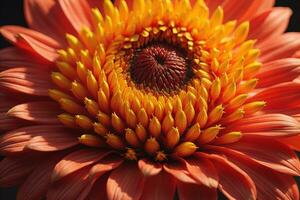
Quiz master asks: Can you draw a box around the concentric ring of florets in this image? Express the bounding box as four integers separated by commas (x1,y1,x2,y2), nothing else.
48,0,266,162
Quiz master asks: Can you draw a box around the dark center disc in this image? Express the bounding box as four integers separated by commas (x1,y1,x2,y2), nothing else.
130,43,192,93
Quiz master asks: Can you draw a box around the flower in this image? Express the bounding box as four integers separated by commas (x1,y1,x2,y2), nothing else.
1,0,300,199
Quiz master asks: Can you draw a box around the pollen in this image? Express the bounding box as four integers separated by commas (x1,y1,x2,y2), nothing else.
49,0,264,162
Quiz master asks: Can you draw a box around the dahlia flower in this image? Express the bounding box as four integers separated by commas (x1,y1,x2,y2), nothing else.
1,0,300,199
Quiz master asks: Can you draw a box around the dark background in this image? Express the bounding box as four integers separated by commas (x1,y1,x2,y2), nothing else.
0,0,299,199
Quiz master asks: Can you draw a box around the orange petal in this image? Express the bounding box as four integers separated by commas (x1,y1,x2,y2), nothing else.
0,115,25,131
141,170,176,200
0,25,60,62
250,82,300,110
228,113,300,137
47,166,91,200
0,125,65,155
0,156,38,187
17,153,66,200
259,33,300,63
7,101,60,124
226,137,300,176
0,47,48,69
58,0,93,33
294,50,300,58
0,95,30,130
86,173,109,200
77,163,115,200
205,0,225,12
0,67,53,96
177,182,217,200
52,149,111,182
107,162,145,200
138,158,162,176
254,0,275,14
223,0,260,22
89,155,124,180
27,132,78,152
202,153,257,200
249,7,291,44
208,146,299,200
256,58,300,88
280,134,300,151
163,158,198,184
24,0,75,45
184,156,218,188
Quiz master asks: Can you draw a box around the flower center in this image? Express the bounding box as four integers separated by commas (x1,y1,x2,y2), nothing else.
130,43,191,93
49,2,265,163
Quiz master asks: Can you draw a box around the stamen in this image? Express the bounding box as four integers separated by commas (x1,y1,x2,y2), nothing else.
79,134,106,147
173,142,197,157
214,131,242,145
145,137,160,155
198,125,222,144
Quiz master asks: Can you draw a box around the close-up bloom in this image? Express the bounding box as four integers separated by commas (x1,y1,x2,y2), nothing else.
1,0,300,199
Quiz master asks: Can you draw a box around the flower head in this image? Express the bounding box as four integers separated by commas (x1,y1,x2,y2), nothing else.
1,0,300,199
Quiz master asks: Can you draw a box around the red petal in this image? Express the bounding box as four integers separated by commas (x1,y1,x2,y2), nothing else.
75,179,97,200
294,50,300,58
138,158,162,176
0,67,53,96
183,156,218,188
52,149,111,182
58,0,93,33
223,0,261,22
205,0,274,22
0,125,65,155
18,34,60,62
254,0,275,14
0,26,60,62
249,7,291,44
87,173,109,200
0,115,26,131
0,94,39,113
0,128,32,154
0,95,30,130
280,135,300,151
177,182,217,200
259,33,300,63
163,158,198,184
47,166,91,200
256,58,300,88
89,154,124,180
0,156,38,187
204,0,225,12
0,47,49,70
107,162,145,200
7,101,60,124
0,26,60,48
238,0,275,22
27,132,78,152
141,170,176,200
226,137,300,176
201,152,257,200
250,82,300,110
24,0,75,45
76,156,124,200
17,153,66,200
228,113,300,137
209,146,299,200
